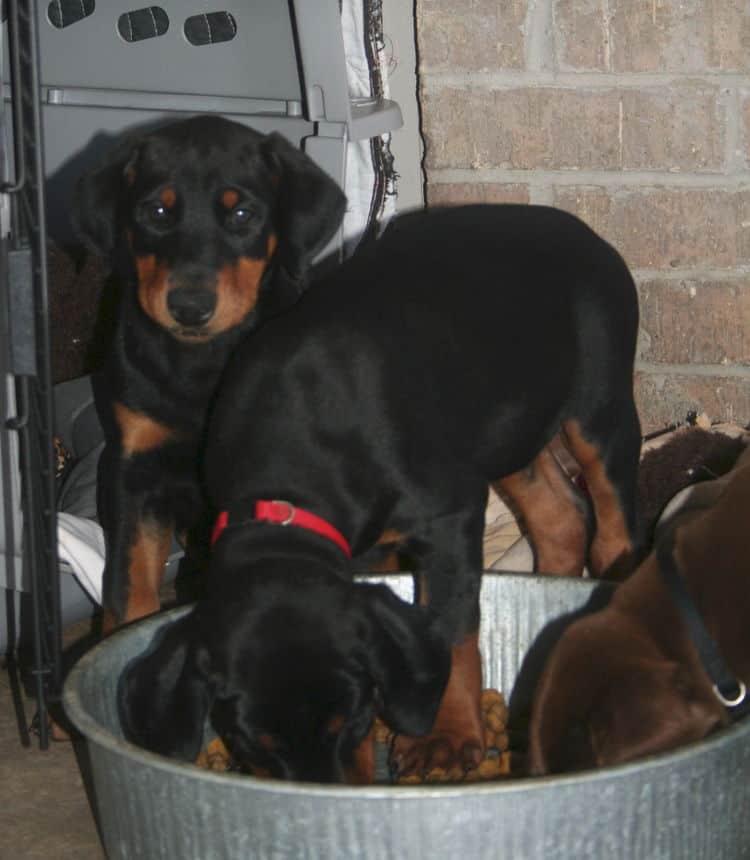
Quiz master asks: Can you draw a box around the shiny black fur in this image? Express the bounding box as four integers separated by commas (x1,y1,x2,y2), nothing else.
119,204,642,782
73,114,346,622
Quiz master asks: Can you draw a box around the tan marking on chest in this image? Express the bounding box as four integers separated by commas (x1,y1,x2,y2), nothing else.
114,402,175,455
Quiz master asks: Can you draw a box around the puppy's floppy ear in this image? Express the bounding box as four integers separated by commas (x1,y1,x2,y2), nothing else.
527,621,604,775
528,620,726,775
72,140,140,256
117,612,213,761
587,659,725,768
359,584,451,738
261,131,347,290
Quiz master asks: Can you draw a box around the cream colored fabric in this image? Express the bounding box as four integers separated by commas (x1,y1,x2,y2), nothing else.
482,489,526,570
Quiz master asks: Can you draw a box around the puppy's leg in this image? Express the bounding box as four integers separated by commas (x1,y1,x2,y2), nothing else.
105,516,173,632
99,405,178,631
495,444,590,576
100,473,174,632
563,410,641,578
391,630,484,777
390,503,486,777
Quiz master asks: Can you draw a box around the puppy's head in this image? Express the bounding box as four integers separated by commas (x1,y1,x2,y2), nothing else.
73,115,346,343
527,612,726,775
118,579,449,783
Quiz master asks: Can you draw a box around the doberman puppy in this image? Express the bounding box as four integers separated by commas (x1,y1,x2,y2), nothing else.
118,204,642,783
73,114,346,631
528,440,750,775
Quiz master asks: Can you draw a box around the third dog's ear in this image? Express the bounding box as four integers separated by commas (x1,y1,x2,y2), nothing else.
587,660,725,768
528,627,727,775
359,584,451,738
261,132,347,284
73,140,140,256
117,612,213,762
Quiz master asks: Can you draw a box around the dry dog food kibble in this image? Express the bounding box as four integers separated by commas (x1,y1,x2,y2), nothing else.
196,688,514,784
390,688,513,785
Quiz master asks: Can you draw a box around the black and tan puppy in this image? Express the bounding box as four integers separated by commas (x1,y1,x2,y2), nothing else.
528,441,750,775
73,114,346,631
119,204,642,783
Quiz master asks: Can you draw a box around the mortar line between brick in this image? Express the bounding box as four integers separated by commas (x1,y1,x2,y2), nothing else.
636,362,750,378
429,168,750,187
602,0,612,72
635,268,750,280
528,184,554,205
725,86,742,173
420,72,750,90
523,0,554,73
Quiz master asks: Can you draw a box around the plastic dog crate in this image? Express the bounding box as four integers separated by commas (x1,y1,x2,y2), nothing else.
1,0,402,745
3,0,402,247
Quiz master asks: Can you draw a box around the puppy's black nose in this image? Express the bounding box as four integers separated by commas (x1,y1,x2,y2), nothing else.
167,287,217,327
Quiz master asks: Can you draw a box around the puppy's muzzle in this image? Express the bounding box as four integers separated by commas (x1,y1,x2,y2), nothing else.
167,287,217,327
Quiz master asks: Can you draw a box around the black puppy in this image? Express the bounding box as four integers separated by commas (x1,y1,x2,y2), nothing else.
119,204,642,783
73,114,346,630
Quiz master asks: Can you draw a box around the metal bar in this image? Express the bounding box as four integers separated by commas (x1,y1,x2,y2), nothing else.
0,0,28,194
24,0,63,705
3,0,63,749
40,86,302,117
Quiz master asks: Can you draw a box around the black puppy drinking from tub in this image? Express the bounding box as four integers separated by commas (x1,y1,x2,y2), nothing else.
119,204,642,784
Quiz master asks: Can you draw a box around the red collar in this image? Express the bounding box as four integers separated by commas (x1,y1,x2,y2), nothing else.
211,499,351,558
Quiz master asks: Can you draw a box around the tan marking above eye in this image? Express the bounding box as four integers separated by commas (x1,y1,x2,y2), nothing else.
376,528,405,546
258,733,278,752
159,187,177,209
125,165,137,186
327,714,346,735
114,402,175,455
221,189,240,209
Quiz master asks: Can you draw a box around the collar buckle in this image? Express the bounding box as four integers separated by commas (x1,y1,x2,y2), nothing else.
266,499,295,526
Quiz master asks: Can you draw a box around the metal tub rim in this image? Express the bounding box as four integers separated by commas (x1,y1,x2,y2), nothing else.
63,572,750,800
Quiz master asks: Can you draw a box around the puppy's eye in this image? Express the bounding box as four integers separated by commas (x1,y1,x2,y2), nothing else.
144,202,174,227
226,207,255,229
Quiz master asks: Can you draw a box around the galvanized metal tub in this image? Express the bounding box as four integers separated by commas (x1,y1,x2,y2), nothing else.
63,573,750,859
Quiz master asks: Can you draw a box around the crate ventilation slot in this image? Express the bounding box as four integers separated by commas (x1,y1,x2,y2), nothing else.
117,6,169,42
48,0,95,28
184,11,236,46
118,6,168,42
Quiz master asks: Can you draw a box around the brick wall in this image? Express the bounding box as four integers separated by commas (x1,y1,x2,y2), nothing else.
416,0,750,432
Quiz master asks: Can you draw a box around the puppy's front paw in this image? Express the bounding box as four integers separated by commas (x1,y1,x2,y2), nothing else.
388,631,486,781
389,716,484,780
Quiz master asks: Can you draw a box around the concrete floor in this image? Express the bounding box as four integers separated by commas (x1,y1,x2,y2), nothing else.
0,616,105,859
0,576,191,859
